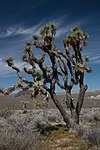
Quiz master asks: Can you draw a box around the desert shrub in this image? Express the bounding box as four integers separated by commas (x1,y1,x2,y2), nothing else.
0,131,39,150
48,114,62,123
34,119,47,132
92,113,100,122
71,125,100,150
74,125,86,138
81,108,100,125
0,108,15,118
0,114,40,150
82,127,100,145
75,125,100,149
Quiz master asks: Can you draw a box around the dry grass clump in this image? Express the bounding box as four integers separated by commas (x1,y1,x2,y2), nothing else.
0,104,15,118
79,108,100,126
0,131,39,150
74,125,100,149
82,127,100,145
0,109,63,150
0,110,42,150
48,114,62,123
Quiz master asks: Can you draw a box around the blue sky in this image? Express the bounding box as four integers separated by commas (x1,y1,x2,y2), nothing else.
0,0,100,91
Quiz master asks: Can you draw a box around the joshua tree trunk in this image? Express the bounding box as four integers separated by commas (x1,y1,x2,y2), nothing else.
71,110,80,124
64,84,88,125
50,92,71,128
50,85,87,128
71,85,88,124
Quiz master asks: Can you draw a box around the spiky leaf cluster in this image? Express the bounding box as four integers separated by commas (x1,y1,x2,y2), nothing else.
31,81,44,98
22,55,29,62
24,41,31,52
40,22,57,38
5,57,14,67
64,26,89,51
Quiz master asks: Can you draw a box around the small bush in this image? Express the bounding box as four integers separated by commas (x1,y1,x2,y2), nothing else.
34,119,47,132
0,131,39,150
93,113,100,122
0,108,15,118
75,125,86,137
48,114,62,122
83,127,100,145
75,124,100,149
0,114,40,150
81,109,100,125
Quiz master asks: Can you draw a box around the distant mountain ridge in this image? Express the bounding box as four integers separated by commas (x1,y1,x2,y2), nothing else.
0,89,100,110
14,90,100,97
14,90,33,97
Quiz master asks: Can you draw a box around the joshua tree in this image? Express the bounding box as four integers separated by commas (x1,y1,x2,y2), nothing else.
0,23,92,129
21,101,29,113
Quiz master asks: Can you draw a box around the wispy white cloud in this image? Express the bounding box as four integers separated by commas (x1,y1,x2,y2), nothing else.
55,17,89,38
56,26,70,38
0,58,32,77
90,56,100,61
89,55,100,64
0,23,42,39
0,16,88,39
1,15,97,79
0,56,41,78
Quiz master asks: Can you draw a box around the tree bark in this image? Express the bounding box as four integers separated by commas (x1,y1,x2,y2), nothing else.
76,85,88,115
71,110,79,124
65,85,88,125
50,92,71,129
72,85,88,124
